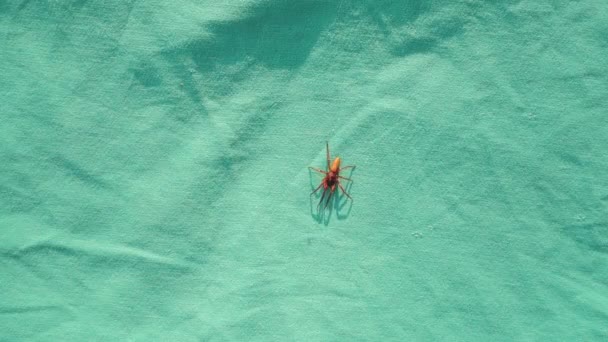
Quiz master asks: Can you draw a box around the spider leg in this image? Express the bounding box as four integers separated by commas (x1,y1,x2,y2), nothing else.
311,182,324,195
308,166,328,175
338,182,353,201
338,176,353,182
317,187,329,210
326,141,331,170
324,188,335,210
339,165,355,172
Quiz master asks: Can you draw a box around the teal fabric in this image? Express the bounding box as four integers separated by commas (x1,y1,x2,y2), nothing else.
2,1,607,340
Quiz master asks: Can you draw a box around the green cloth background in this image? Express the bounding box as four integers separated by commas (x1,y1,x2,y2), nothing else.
2,1,607,340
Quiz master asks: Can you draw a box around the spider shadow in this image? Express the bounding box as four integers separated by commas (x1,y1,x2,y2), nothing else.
308,167,356,225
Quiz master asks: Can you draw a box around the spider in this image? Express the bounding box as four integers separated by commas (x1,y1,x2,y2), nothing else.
309,141,355,210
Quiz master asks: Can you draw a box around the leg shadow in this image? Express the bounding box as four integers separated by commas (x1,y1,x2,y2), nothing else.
336,169,356,220
309,169,332,225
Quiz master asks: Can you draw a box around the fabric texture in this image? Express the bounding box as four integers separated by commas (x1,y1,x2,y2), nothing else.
1,1,607,340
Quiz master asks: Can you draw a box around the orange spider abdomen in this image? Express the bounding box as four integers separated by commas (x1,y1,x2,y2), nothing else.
330,157,341,173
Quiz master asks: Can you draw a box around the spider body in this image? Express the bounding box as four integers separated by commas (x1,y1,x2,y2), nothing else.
309,142,355,210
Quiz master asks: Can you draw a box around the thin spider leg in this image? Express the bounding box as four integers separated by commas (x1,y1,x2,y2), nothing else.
311,182,324,195
317,187,329,210
324,189,335,210
308,166,327,174
339,165,355,171
338,176,353,181
326,141,331,170
338,183,353,201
